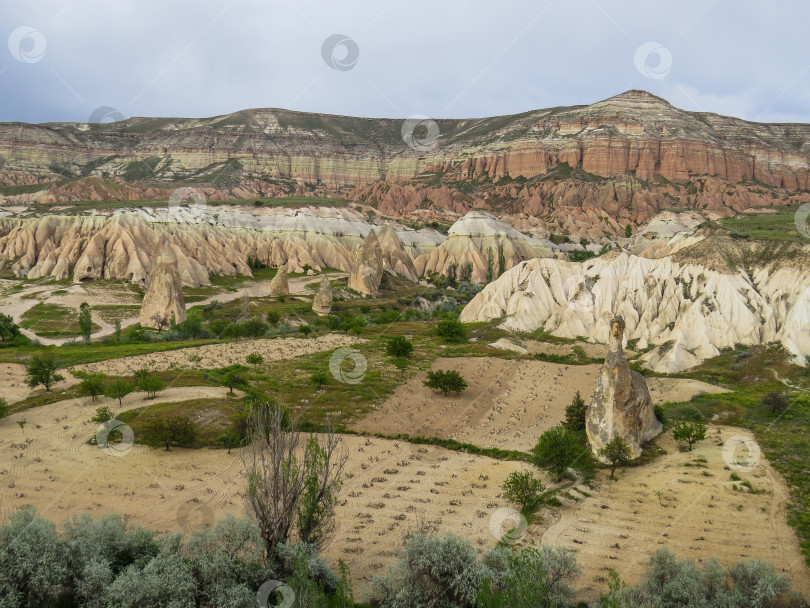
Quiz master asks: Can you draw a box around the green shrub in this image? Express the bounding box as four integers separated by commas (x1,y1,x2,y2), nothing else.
435,317,467,342
532,425,589,481
564,391,588,431
424,370,468,395
671,420,707,451
501,470,545,512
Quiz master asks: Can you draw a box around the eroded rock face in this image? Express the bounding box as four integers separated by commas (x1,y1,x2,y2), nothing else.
312,276,333,315
378,223,419,281
269,267,289,296
140,243,186,329
586,316,662,460
348,230,384,296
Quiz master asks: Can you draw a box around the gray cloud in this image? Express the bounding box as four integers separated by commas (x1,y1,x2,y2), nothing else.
0,0,808,124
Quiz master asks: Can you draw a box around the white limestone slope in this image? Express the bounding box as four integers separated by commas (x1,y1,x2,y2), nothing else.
460,251,810,373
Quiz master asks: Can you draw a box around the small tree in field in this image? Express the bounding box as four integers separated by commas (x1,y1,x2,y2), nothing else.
79,374,105,402
598,436,633,480
0,313,20,342
672,420,707,451
17,419,27,433
424,370,468,395
435,317,467,342
0,397,9,419
501,470,545,512
139,376,166,399
142,416,196,450
91,406,114,424
246,352,264,370
386,335,414,360
104,380,134,407
266,310,280,326
564,391,588,431
311,371,330,388
78,302,92,343
26,354,64,392
532,425,586,482
762,391,789,414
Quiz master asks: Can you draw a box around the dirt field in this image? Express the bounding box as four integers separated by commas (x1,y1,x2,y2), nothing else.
3,362,80,404
354,357,727,451
72,334,363,376
541,427,810,601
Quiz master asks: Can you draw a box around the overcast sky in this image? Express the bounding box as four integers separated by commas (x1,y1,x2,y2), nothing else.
1,1,808,125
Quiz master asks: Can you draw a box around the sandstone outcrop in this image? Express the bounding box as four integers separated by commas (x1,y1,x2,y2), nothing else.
586,316,662,460
377,224,419,281
269,267,289,296
414,211,553,283
348,230,384,296
459,244,810,373
311,276,333,315
140,243,186,328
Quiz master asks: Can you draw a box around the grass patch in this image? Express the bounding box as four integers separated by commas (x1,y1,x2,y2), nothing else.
20,303,100,338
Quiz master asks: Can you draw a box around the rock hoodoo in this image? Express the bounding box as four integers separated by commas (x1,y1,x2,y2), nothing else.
377,224,419,281
348,229,384,296
312,276,333,315
586,316,662,461
269,266,289,296
139,243,186,329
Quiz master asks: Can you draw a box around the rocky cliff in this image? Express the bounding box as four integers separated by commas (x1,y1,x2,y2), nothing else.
2,90,809,238
459,236,810,373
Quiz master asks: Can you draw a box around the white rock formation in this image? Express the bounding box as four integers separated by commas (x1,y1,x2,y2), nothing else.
312,276,333,315
413,210,552,283
269,267,289,296
348,229,384,296
460,250,810,373
378,223,419,281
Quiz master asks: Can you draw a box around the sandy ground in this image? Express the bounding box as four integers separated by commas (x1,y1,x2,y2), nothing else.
2,362,80,404
541,426,810,601
0,391,527,600
72,334,363,376
354,357,727,452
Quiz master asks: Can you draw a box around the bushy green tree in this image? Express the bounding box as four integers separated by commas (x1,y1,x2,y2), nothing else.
762,391,790,414
79,373,106,402
104,380,135,407
532,425,587,482
79,302,93,343
0,397,9,419
424,369,468,395
372,533,488,608
501,470,545,512
672,420,707,451
598,436,633,480
436,317,467,342
0,312,20,342
266,310,281,326
564,391,588,431
139,376,167,399
142,415,196,451
478,545,580,608
91,405,114,424
26,353,64,392
246,352,264,369
385,335,414,360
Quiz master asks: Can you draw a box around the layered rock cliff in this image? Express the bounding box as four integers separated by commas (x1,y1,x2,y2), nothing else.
2,90,809,238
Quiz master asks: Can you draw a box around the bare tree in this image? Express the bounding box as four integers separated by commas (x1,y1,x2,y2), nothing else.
240,402,347,558
151,313,169,333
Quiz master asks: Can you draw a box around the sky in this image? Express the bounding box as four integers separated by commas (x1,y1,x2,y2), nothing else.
0,0,808,125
